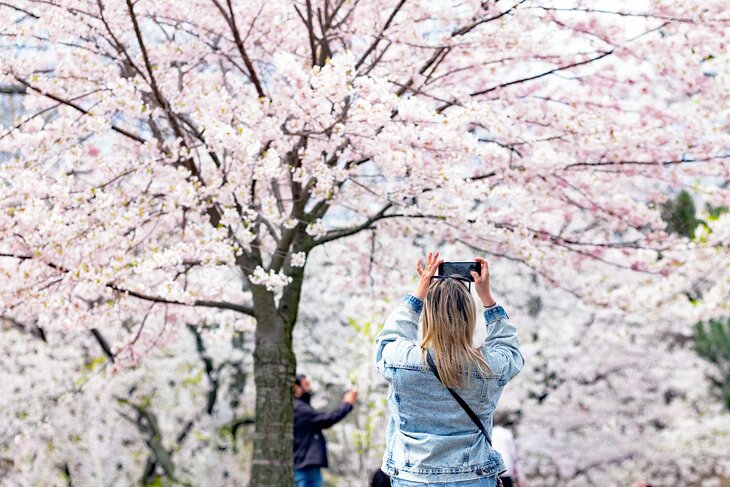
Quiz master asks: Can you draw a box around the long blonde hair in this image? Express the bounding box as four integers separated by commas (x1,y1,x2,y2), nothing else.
421,277,492,388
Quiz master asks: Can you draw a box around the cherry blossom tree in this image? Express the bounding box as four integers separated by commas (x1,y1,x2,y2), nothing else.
0,316,257,486
1,0,729,485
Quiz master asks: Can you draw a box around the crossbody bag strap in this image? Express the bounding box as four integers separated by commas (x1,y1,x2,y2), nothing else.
426,352,492,446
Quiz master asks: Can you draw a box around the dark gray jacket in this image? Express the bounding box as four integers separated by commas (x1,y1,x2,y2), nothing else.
293,397,353,470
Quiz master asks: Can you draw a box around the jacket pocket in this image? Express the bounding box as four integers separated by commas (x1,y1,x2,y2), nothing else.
402,431,479,469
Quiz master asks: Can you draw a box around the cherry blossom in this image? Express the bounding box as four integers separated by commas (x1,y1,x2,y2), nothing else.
1,0,729,485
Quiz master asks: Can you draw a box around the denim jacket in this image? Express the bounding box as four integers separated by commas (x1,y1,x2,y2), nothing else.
375,295,524,483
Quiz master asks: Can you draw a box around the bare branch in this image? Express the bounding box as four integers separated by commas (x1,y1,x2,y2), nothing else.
90,328,116,362
294,1,317,66
453,0,530,37
564,154,729,169
530,6,730,24
355,0,407,70
116,398,177,482
0,252,255,316
394,1,528,105
124,0,192,153
186,324,219,416
469,50,614,97
210,0,266,98
310,202,394,247
1,90,100,142
13,77,146,144
108,283,255,316
0,1,40,18
456,237,584,300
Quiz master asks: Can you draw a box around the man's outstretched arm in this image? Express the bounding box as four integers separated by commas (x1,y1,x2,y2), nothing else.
296,390,357,430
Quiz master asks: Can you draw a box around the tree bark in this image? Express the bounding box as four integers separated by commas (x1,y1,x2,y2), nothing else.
248,226,312,487
249,284,297,487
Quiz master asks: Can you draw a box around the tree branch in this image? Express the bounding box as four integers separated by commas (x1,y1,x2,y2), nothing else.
469,50,614,97
210,0,266,98
1,90,102,142
0,1,40,18
531,6,730,24
310,202,395,247
124,0,193,157
90,328,116,362
117,397,177,483
394,1,528,107
293,1,317,66
108,283,255,316
355,0,407,70
13,76,146,144
564,154,729,169
453,0,530,37
0,252,255,316
186,324,219,415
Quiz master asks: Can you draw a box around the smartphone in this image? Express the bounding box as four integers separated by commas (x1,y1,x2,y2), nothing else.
438,261,481,282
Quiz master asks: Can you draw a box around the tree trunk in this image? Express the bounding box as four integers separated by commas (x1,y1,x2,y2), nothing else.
249,286,297,487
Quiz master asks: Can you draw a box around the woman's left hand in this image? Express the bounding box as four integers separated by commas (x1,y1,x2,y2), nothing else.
414,251,443,300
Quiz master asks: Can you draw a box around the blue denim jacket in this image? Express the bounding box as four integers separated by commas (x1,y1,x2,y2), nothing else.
375,295,524,483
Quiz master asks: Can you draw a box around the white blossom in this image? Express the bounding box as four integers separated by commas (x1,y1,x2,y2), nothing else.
248,266,293,292
290,252,306,267
305,220,328,239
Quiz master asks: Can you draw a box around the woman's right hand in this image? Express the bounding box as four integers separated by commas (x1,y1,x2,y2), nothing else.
414,251,443,300
471,257,496,307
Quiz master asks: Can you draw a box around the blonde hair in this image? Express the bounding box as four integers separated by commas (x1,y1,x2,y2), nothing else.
421,277,492,388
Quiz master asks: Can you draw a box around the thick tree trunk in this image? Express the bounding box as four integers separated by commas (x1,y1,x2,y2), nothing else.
248,226,310,487
249,286,297,487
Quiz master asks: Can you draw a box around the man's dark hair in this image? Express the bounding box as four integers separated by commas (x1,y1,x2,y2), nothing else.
295,374,306,386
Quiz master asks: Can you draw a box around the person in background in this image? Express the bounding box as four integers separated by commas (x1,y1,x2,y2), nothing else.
293,374,358,487
371,468,392,487
492,422,520,487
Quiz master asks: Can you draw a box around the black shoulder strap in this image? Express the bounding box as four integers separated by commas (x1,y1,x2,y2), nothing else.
426,352,492,446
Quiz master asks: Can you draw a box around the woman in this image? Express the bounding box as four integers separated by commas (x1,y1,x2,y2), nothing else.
375,252,524,487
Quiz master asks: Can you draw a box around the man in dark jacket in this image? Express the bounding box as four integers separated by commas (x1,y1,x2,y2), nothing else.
294,374,357,487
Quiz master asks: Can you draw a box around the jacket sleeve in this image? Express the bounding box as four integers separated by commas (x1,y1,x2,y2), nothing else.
374,294,422,375
297,401,353,430
480,305,524,382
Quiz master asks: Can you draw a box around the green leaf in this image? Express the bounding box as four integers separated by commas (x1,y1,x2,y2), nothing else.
144,477,165,487
660,190,702,239
85,356,106,372
693,317,730,411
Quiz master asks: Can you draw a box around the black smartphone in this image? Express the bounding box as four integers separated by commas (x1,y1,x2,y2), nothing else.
438,261,481,282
